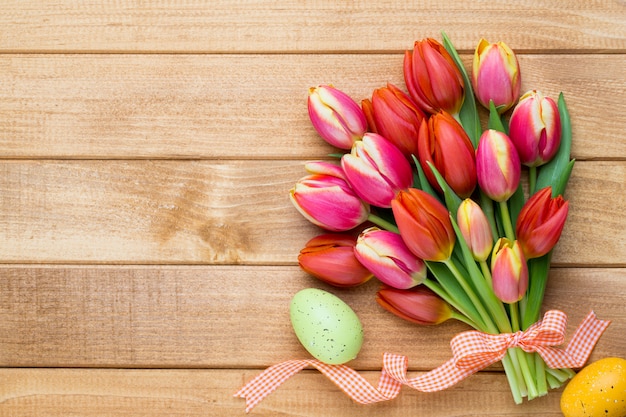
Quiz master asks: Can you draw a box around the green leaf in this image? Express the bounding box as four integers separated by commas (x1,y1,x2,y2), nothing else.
412,155,440,200
521,252,552,329
441,31,481,147
508,184,525,230
535,93,574,196
488,100,507,134
426,162,462,215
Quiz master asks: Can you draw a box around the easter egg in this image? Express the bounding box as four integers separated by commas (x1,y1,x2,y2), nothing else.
560,357,626,417
290,288,363,364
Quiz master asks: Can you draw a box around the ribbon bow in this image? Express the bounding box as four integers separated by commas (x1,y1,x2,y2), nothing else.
235,310,610,413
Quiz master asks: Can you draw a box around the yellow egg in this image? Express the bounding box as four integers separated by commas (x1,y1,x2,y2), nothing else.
561,357,626,417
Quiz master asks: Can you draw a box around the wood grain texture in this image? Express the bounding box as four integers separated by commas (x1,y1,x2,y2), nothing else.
0,368,566,417
1,266,623,369
0,1,624,53
1,54,625,159
0,160,624,265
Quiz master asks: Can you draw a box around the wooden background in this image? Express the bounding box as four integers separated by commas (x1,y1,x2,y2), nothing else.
1,1,625,416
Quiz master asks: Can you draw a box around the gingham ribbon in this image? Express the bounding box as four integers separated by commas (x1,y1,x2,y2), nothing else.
235,310,609,413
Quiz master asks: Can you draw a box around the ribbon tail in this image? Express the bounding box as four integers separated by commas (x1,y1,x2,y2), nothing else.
537,311,611,369
234,360,311,413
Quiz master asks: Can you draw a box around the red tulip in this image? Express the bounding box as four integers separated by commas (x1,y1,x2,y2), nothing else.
417,111,477,198
376,286,453,325
299,234,373,287
367,83,426,158
403,38,465,115
391,188,455,262
515,186,569,259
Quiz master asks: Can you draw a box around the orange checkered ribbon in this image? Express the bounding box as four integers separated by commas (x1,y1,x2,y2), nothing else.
235,310,609,413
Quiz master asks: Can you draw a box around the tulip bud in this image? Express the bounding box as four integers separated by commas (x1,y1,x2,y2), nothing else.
354,227,426,289
457,198,493,262
290,161,370,231
509,90,562,167
476,129,521,202
417,111,477,198
391,188,456,262
376,286,453,325
298,234,373,287
341,133,413,208
403,38,465,115
472,39,521,113
368,83,426,158
308,85,367,149
491,238,528,303
515,186,569,259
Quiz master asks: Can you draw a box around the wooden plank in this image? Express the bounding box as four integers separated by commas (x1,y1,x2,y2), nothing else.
1,266,623,368
0,1,624,53
0,368,566,416
0,160,624,265
0,54,624,160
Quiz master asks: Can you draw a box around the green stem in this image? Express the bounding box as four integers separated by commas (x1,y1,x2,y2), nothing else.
501,352,524,404
480,260,492,287
498,200,515,240
510,302,521,331
444,259,498,334
529,166,537,196
515,348,539,399
450,311,479,328
367,213,399,233
534,353,548,397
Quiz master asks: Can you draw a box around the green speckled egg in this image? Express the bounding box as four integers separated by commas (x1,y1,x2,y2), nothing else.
290,288,363,365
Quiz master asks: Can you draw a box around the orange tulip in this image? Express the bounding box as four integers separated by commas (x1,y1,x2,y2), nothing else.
376,286,453,325
391,188,455,262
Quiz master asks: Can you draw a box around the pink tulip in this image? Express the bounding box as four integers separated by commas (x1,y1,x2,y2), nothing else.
509,90,562,167
417,110,477,198
299,234,373,287
515,186,569,259
366,83,426,158
354,227,426,289
472,39,521,113
476,130,521,202
290,161,369,231
341,133,413,208
403,38,465,115
491,238,528,303
376,286,453,325
457,198,493,262
308,85,367,149
391,188,456,262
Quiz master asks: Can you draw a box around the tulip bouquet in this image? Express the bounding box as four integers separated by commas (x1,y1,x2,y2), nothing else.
290,33,580,403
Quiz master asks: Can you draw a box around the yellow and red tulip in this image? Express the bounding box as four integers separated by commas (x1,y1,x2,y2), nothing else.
509,90,562,167
491,238,528,303
476,129,521,202
308,85,367,150
417,110,477,198
376,286,453,325
472,39,521,114
298,234,373,287
516,186,569,259
457,198,493,262
403,38,465,116
341,133,413,208
354,227,426,289
391,188,455,262
289,161,370,231
365,83,426,158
